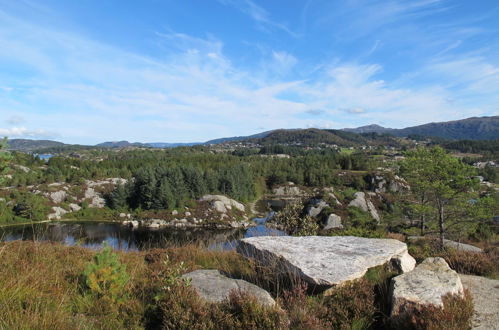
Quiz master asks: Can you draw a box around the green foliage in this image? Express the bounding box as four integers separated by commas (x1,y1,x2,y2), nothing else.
0,137,12,186
400,146,478,246
83,242,129,304
347,206,378,230
12,193,50,221
153,255,190,302
271,202,319,236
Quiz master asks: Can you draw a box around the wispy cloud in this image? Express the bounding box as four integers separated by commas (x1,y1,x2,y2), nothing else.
0,2,496,143
5,115,25,125
216,0,300,37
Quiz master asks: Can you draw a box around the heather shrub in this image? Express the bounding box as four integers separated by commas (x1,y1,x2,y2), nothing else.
281,283,329,329
408,239,498,278
316,279,376,329
392,290,474,330
216,290,288,329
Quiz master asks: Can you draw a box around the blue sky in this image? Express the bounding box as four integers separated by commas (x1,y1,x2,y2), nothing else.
0,0,498,144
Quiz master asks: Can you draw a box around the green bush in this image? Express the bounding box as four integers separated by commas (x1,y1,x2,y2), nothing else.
271,202,319,236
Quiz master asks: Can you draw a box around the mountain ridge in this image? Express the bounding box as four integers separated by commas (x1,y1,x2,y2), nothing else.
5,116,498,151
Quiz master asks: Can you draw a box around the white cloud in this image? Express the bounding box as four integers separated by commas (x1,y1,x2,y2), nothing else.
0,126,54,138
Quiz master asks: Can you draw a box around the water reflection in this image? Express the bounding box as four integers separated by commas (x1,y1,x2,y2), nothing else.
0,216,285,251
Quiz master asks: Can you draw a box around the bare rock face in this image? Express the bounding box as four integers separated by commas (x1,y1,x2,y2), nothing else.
50,190,67,204
323,213,343,230
181,269,275,306
306,199,329,218
322,187,342,205
69,203,81,212
237,236,415,293
460,274,499,330
272,184,306,197
348,192,380,223
48,206,68,220
200,195,245,213
390,257,464,319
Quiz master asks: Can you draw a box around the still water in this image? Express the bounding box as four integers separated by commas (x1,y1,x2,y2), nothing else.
0,216,285,251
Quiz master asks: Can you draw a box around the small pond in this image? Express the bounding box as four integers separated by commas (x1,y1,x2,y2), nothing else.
0,215,285,251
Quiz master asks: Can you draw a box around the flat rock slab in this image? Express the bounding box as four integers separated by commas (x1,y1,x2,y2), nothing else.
390,257,464,318
181,269,275,306
461,274,499,330
237,236,415,291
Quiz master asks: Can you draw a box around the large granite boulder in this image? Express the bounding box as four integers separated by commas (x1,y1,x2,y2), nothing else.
390,257,464,319
348,192,380,223
200,195,245,213
181,269,275,306
237,236,415,293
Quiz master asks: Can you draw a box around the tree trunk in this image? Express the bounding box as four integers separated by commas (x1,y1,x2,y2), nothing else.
420,194,427,236
420,213,425,236
438,203,445,249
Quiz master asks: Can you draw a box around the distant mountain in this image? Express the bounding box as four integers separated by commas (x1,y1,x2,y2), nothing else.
7,139,66,152
146,142,202,148
343,124,394,134
249,128,399,147
395,116,499,140
96,141,147,148
343,116,498,140
204,130,275,145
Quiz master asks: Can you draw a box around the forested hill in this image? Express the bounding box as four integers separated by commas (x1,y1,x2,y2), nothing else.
7,139,66,152
343,116,499,140
240,128,400,147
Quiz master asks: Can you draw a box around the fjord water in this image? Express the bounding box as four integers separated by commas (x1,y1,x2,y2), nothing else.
0,216,285,251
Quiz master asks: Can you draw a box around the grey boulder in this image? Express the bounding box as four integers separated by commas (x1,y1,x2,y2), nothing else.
181,269,275,306
237,236,415,293
390,257,464,318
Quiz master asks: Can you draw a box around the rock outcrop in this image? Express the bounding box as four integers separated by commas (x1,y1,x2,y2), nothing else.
305,198,329,218
237,236,415,293
49,190,67,204
323,213,343,230
348,192,380,222
390,257,464,319
181,269,275,306
200,195,245,213
460,274,499,330
48,206,68,220
272,184,307,198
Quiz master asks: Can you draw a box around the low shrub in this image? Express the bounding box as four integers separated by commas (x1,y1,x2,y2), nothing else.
408,239,498,278
392,289,474,330
270,201,319,236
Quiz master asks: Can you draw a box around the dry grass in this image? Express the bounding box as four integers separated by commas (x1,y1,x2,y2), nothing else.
390,289,474,330
408,239,499,278
0,240,476,329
